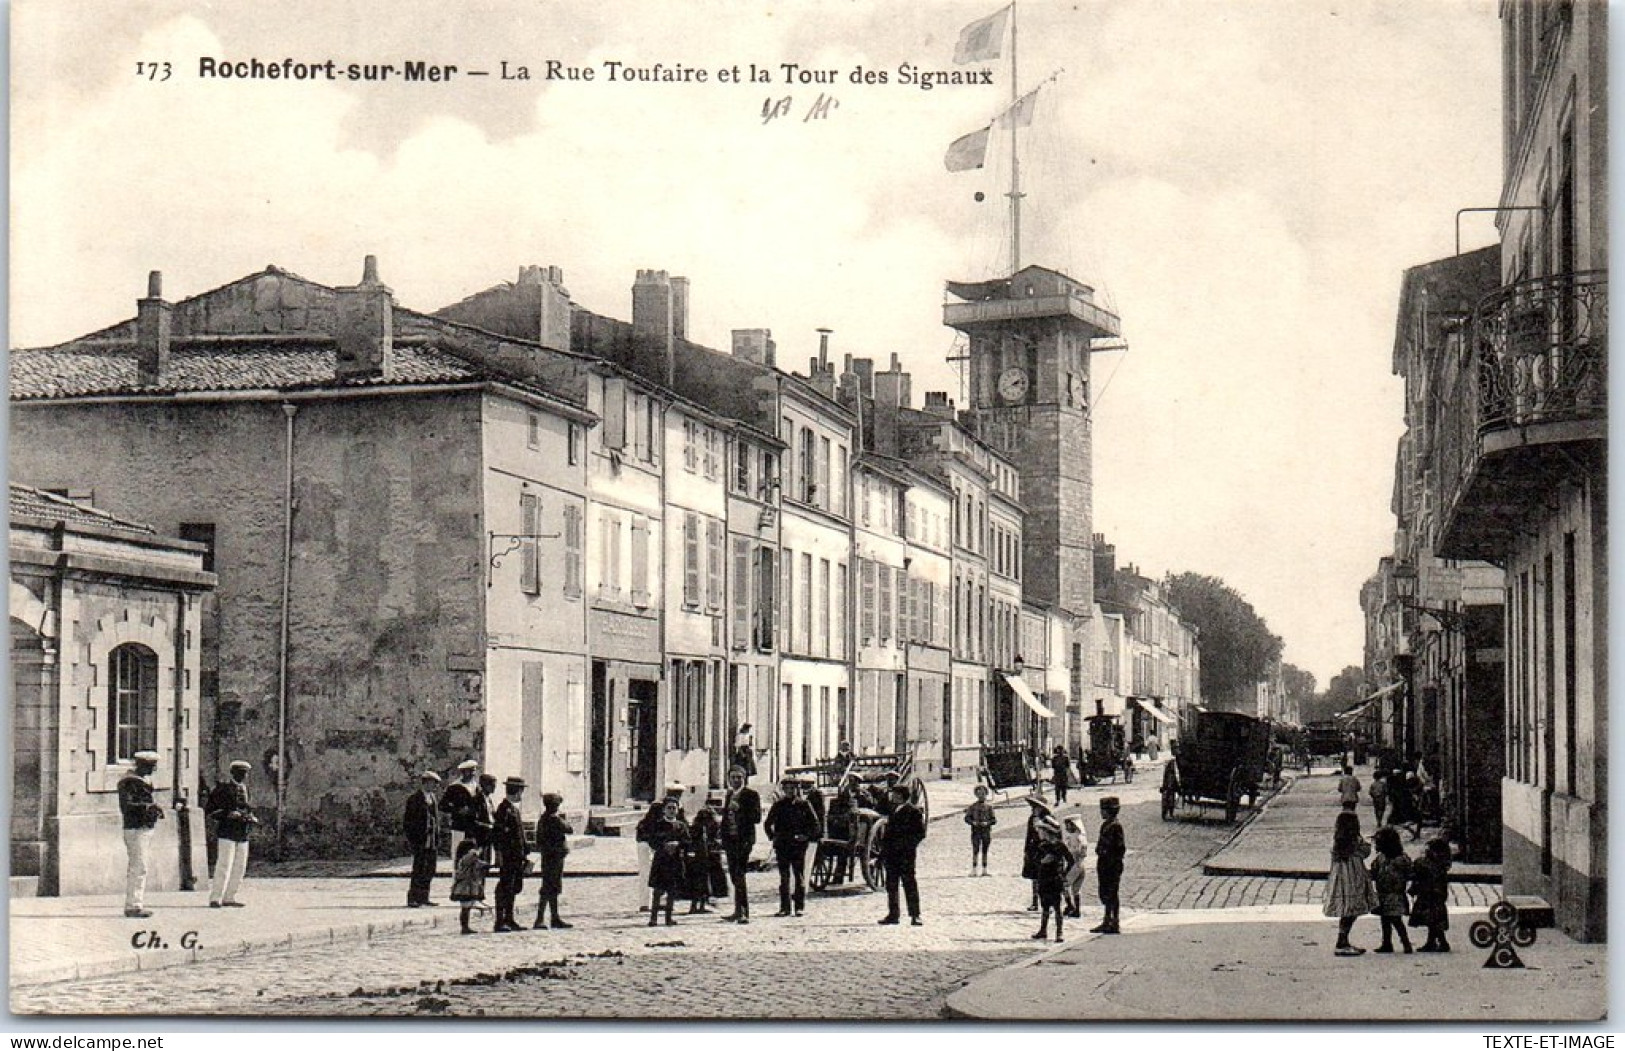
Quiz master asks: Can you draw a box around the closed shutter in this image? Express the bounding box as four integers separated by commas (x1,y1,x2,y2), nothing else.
732,537,750,650
520,492,541,595
603,378,626,450
706,519,724,611
683,512,700,607
563,504,582,598
860,558,875,643
629,516,647,605
878,564,892,643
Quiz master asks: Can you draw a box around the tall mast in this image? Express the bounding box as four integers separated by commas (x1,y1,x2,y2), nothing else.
1007,1,1022,273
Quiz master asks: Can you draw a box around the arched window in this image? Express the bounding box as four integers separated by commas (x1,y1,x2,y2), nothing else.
108,644,158,763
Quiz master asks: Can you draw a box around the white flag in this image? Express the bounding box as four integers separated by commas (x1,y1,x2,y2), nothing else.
999,87,1040,128
954,6,1010,65
945,126,992,172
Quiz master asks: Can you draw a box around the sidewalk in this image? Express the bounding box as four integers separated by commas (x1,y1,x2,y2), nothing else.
945,905,1607,1021
10,775,999,991
1203,769,1501,884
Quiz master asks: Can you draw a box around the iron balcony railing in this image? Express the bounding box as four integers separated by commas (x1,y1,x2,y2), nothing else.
1473,269,1607,433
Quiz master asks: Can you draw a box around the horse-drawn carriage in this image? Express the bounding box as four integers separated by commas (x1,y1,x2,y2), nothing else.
1079,714,1134,785
1168,710,1273,823
783,749,929,893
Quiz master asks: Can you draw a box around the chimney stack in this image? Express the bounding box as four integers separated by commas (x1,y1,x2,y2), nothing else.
873,352,910,409
335,255,393,380
731,328,776,368
671,277,690,341
817,328,832,370
135,270,172,387
633,269,679,387
923,391,956,419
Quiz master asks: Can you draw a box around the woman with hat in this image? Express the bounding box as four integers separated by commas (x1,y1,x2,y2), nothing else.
1021,794,1052,912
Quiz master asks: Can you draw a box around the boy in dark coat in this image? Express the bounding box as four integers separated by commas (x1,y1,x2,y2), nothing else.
719,767,762,923
876,786,926,926
1032,818,1073,942
1091,796,1126,934
532,792,572,929
764,776,821,917
491,777,528,932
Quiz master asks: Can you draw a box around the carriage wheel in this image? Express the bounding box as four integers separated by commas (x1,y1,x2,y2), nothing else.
1225,768,1243,823
809,844,833,892
864,818,889,890
911,779,930,824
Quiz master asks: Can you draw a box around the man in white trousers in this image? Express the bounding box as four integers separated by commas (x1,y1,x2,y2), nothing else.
207,760,257,907
118,751,165,918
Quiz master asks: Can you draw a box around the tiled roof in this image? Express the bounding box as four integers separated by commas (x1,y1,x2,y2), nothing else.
9,340,488,400
9,484,155,534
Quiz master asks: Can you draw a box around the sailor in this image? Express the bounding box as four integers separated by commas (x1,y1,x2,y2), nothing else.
118,751,165,918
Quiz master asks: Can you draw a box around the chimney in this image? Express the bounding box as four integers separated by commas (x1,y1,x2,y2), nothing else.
731,328,775,367
671,277,690,341
816,328,832,370
335,255,393,380
633,269,676,387
852,357,875,397
873,352,909,409
135,270,172,387
923,391,956,419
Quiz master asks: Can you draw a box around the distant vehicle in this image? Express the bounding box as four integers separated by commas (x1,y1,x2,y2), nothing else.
1080,714,1134,785
1169,710,1273,823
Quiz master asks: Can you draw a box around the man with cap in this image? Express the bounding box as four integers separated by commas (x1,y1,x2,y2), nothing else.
1092,796,1126,934
876,784,926,926
440,760,480,859
763,775,821,917
471,773,498,856
718,765,762,923
491,777,529,932
402,771,442,907
207,760,257,908
118,751,165,918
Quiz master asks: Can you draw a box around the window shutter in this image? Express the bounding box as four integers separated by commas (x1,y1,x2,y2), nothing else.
706,519,724,611
896,567,908,643
780,552,793,652
878,563,892,643
834,562,847,660
860,558,875,643
520,493,541,595
758,547,776,652
604,378,627,450
800,552,813,654
732,537,750,650
628,516,647,605
563,505,582,598
683,513,700,607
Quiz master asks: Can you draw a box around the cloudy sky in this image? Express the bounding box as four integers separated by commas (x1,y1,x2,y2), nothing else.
10,0,1504,684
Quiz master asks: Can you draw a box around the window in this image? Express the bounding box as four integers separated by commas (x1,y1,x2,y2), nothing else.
683,513,701,607
706,519,724,612
834,445,848,516
527,411,541,450
599,513,619,595
756,547,777,652
780,553,794,652
108,644,158,764
684,419,699,473
860,559,876,643
800,552,813,654
834,562,846,660
761,451,779,499
800,428,817,503
178,522,216,572
563,505,582,599
704,428,720,481
603,378,627,450
818,559,831,657
732,537,751,649
734,441,751,494
818,436,832,510
520,492,541,595
567,423,580,465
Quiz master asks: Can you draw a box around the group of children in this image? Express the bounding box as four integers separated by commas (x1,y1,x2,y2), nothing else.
1323,806,1454,956
964,783,1104,943
450,791,574,935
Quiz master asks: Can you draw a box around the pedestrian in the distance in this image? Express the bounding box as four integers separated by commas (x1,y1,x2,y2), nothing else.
207,760,257,908
1387,768,1421,841
532,792,572,929
1322,809,1377,955
1337,764,1362,812
764,775,820,917
450,838,488,935
491,777,528,933
1050,745,1072,804
1160,758,1181,821
719,766,762,924
964,784,997,876
731,723,757,779
646,797,689,927
402,770,442,908
1369,826,1413,953
1368,771,1389,827
118,751,165,918
1408,837,1453,952
1031,818,1072,942
877,784,926,926
1061,816,1089,918
1091,796,1126,934
1021,794,1052,911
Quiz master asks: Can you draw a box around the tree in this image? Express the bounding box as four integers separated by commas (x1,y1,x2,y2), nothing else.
1166,572,1284,707
1281,663,1317,722
1300,665,1365,724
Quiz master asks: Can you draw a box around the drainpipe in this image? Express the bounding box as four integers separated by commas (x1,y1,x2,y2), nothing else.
276,402,298,854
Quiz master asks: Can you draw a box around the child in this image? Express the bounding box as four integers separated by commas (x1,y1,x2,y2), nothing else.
1368,826,1413,953
1409,837,1453,952
1031,818,1073,943
686,804,722,914
964,784,997,876
1322,809,1376,955
449,838,489,935
647,798,688,926
1061,816,1089,919
532,792,573,929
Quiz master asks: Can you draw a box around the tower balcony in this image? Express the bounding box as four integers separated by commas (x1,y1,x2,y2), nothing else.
1436,270,1607,560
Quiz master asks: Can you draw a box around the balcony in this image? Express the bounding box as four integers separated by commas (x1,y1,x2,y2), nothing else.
1436,270,1607,560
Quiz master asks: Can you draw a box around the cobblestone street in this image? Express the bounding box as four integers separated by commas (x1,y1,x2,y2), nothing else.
9,776,1505,1019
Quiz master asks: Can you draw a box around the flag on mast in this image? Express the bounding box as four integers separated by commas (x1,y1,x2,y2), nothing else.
999,86,1040,128
944,126,992,171
953,5,1011,65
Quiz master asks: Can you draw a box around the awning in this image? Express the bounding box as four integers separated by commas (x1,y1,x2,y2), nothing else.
1131,698,1176,725
1336,682,1401,720
1003,673,1055,718
1363,682,1403,703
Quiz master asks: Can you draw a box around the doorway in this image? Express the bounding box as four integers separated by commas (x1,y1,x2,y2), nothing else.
941,683,953,774
590,661,611,806
628,678,659,801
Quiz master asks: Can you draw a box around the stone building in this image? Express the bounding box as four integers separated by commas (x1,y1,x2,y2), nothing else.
9,485,213,894
12,261,598,855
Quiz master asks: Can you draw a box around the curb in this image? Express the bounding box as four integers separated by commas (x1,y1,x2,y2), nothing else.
10,911,450,990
